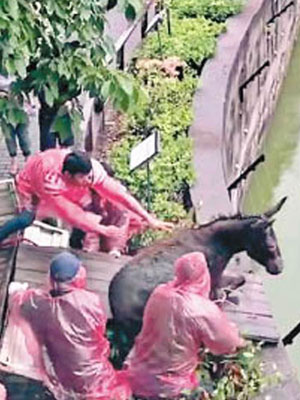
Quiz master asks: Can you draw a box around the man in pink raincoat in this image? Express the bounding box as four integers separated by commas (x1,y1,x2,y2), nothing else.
124,252,245,399
10,251,131,400
0,149,172,243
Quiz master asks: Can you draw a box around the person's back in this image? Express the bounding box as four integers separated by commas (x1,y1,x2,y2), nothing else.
17,252,130,400
17,148,71,199
125,252,244,399
21,287,115,396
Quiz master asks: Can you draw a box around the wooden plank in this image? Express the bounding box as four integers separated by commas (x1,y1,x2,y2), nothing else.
0,247,17,329
225,310,280,343
15,265,119,282
14,244,131,316
15,248,130,276
224,287,273,316
223,269,280,343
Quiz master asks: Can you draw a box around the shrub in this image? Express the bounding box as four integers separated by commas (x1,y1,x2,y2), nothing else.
178,344,279,399
171,0,244,23
139,17,225,66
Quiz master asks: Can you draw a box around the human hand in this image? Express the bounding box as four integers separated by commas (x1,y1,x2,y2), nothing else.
8,282,29,295
237,338,248,349
100,224,127,239
146,215,174,232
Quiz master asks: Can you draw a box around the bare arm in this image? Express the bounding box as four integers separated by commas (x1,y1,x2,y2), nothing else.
94,176,173,231
47,195,123,237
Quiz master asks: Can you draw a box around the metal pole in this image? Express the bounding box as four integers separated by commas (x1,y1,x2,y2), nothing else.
166,8,171,35
157,28,163,59
146,161,151,211
283,321,300,346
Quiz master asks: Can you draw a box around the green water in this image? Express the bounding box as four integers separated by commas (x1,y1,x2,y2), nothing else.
244,37,300,374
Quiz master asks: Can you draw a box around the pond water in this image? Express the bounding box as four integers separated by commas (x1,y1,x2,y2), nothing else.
244,37,300,375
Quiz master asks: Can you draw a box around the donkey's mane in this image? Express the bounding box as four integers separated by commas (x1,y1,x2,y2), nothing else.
198,213,260,228
134,213,261,260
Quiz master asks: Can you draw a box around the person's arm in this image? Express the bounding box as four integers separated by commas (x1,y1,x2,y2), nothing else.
94,176,174,231
47,194,125,238
196,301,245,355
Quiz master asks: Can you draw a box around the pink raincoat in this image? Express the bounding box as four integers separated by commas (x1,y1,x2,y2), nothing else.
10,267,130,400
124,252,244,399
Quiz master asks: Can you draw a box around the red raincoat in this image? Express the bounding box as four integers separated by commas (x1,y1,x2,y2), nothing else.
124,252,244,399
10,268,130,400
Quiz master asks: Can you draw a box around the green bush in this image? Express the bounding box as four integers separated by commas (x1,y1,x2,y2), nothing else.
180,344,278,400
139,17,225,65
110,72,196,224
171,0,244,22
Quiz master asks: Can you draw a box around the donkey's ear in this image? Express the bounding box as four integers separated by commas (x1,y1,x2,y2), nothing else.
264,196,287,219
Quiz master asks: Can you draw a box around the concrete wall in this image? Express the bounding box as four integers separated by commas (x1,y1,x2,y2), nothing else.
190,0,300,221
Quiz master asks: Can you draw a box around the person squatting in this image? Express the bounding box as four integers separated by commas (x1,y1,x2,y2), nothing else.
0,148,173,252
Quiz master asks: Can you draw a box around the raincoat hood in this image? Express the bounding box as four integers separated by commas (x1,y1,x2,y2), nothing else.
172,252,211,298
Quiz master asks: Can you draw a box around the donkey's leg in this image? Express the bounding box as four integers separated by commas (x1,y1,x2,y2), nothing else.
219,272,246,290
213,273,246,305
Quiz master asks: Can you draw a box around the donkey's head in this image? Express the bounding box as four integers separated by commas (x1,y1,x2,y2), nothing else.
245,197,287,275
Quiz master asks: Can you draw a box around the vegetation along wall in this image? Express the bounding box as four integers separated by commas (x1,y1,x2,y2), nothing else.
109,0,244,247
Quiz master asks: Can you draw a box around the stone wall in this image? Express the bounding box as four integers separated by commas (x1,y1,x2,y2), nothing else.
190,0,300,221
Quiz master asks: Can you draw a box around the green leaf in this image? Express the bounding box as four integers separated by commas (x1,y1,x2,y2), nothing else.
81,8,91,20
52,113,73,140
9,0,19,19
101,81,111,100
125,4,136,20
8,107,27,128
119,91,130,111
130,0,143,15
122,76,134,96
102,35,116,58
14,58,27,78
5,58,15,75
49,80,59,101
106,0,118,10
54,3,66,19
44,87,54,107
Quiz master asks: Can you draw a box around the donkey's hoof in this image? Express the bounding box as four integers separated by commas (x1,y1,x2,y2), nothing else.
227,294,240,305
